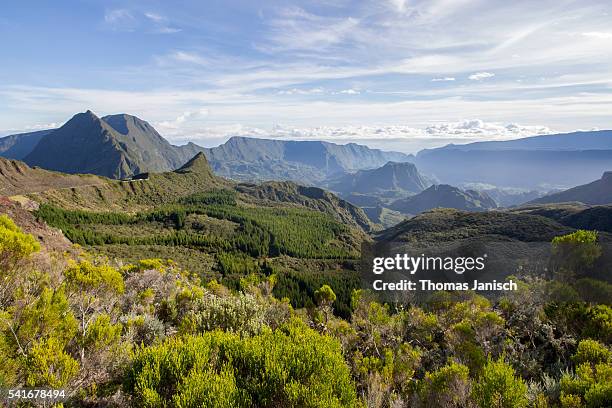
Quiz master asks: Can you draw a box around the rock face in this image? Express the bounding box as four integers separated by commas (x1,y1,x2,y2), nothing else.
389,184,497,215
204,136,412,184
530,172,612,205
22,111,203,179
0,130,52,160
327,161,431,195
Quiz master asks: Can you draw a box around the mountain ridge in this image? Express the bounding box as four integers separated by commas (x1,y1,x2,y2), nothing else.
389,184,497,215
529,171,612,205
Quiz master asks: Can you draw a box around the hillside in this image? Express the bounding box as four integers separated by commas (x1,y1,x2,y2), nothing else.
327,161,431,196
236,181,375,232
205,136,411,184
389,184,497,215
0,157,106,196
377,207,574,244
414,130,612,188
530,171,612,205
511,203,612,233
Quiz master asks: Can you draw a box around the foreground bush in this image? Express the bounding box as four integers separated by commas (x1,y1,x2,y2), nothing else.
125,318,359,407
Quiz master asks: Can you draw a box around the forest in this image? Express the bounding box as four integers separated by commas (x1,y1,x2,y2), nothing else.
1,208,611,407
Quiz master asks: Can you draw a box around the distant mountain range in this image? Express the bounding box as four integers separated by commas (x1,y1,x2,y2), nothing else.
3,110,612,221
0,111,410,182
414,130,612,189
389,184,497,215
205,135,411,184
530,172,612,205
326,161,431,196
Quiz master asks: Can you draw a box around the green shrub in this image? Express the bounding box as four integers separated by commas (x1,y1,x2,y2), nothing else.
472,357,528,408
126,318,359,407
419,362,471,408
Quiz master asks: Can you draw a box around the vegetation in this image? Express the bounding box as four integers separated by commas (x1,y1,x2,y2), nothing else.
1,206,610,407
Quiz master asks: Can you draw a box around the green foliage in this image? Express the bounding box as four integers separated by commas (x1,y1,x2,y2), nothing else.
126,319,359,407
181,293,267,336
472,357,528,408
419,362,471,408
573,339,611,365
25,337,79,388
178,189,237,206
0,214,40,274
552,230,602,275
273,269,359,319
315,284,337,306
37,203,357,259
64,260,125,295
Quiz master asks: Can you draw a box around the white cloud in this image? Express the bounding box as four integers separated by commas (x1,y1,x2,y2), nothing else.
582,31,612,39
155,109,209,131
104,9,136,31
388,0,409,13
468,72,495,80
277,87,325,95
431,77,456,82
144,12,164,22
338,88,360,94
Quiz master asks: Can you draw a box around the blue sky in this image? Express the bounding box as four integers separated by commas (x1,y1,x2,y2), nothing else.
1,0,612,152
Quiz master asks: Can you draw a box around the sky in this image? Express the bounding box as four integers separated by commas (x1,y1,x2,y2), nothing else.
1,0,612,153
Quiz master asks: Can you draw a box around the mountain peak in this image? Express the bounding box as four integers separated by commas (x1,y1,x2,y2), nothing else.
602,171,612,182
175,152,213,174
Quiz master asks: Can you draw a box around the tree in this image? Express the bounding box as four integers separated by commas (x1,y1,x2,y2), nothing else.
63,260,124,363
0,214,40,305
472,357,528,408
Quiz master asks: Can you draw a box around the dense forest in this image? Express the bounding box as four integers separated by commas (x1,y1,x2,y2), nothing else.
1,208,611,407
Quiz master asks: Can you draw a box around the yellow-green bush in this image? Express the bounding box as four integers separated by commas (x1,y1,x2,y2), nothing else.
125,318,359,407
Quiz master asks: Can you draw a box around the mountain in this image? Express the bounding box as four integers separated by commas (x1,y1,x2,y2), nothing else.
461,184,546,207
327,161,431,196
3,112,411,183
414,130,612,188
0,129,53,160
430,130,612,151
530,172,612,205
101,113,200,170
22,111,205,179
204,136,412,184
389,184,497,215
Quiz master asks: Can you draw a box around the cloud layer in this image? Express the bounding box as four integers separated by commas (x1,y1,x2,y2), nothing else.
1,0,611,151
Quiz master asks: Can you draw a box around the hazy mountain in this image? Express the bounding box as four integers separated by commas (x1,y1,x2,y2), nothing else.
389,184,497,215
0,129,53,160
414,130,612,188
205,136,412,184
530,171,612,205
462,184,546,207
327,161,431,196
